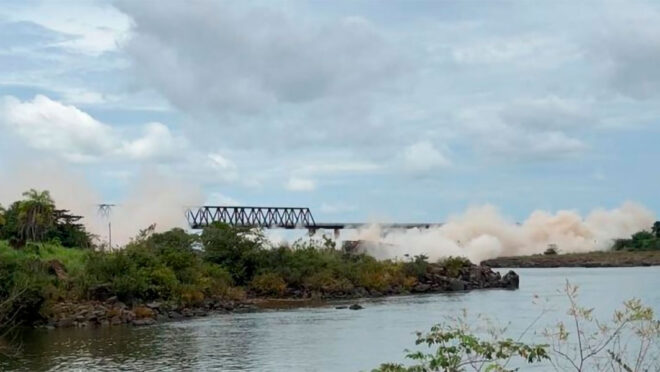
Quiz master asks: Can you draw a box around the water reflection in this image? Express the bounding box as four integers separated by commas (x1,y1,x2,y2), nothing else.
3,267,659,371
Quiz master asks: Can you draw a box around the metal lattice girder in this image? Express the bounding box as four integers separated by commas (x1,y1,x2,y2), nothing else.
186,206,317,229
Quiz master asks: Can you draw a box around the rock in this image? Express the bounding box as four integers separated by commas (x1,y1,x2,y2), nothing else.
106,296,118,304
146,302,161,310
133,306,155,319
348,304,363,310
56,318,74,328
89,284,113,301
110,316,122,326
132,318,156,326
47,260,69,281
412,283,431,293
501,270,519,289
335,306,348,309
168,311,183,320
449,279,467,291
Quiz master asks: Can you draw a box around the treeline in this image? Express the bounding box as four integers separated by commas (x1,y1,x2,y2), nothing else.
612,221,660,251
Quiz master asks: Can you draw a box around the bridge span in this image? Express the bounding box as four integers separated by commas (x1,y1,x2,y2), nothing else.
185,206,442,233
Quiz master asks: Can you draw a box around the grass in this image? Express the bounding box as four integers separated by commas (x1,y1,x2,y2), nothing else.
0,240,88,275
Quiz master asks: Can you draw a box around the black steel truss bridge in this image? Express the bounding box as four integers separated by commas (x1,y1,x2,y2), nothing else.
185,205,442,232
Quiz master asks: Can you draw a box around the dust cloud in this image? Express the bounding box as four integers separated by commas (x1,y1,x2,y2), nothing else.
344,203,655,263
0,163,202,247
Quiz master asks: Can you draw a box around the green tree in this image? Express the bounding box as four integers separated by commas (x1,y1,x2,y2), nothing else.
16,189,55,242
652,221,660,239
0,204,5,230
201,223,265,285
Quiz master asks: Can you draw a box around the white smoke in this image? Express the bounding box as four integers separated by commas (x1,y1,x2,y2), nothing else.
342,203,655,263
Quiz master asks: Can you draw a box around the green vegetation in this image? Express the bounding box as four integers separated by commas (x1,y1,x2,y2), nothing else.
375,282,660,372
0,188,442,344
612,223,660,251
0,189,93,249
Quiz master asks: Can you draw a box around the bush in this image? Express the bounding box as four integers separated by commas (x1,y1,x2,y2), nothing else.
250,272,287,296
438,256,471,278
201,223,264,284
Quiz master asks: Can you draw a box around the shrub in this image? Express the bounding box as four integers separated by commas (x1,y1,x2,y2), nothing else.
201,223,265,284
250,272,287,296
438,256,471,278
402,254,429,279
304,270,354,293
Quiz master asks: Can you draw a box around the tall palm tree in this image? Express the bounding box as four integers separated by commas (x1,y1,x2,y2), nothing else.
17,189,55,242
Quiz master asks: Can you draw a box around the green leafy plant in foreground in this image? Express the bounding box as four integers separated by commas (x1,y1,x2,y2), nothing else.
373,309,549,372
374,282,660,372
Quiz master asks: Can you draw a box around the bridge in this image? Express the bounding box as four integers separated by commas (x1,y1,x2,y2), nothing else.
185,206,442,234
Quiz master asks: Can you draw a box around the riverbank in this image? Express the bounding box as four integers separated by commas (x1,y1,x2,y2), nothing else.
36,261,519,329
1,231,519,331
481,250,660,268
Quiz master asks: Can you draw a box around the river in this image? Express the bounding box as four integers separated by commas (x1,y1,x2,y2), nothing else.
3,267,659,371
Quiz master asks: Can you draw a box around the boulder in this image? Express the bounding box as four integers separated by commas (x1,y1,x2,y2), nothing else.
449,279,466,291
132,318,156,326
349,304,363,310
56,318,74,328
412,283,431,293
501,270,519,289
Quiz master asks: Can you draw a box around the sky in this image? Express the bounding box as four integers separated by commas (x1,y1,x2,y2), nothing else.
1,0,659,224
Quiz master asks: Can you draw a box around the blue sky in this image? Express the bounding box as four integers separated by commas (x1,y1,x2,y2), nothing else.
1,0,659,223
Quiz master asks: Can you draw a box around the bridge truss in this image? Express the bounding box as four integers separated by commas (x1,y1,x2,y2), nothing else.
186,206,317,229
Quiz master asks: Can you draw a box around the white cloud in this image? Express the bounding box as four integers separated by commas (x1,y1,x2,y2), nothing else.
0,95,192,164
120,122,187,161
117,1,406,114
0,94,115,162
587,3,660,99
401,141,451,173
458,96,593,160
285,177,316,192
452,34,579,69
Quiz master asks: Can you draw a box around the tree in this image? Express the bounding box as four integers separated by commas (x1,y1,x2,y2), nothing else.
16,189,55,242
0,204,5,229
652,221,660,239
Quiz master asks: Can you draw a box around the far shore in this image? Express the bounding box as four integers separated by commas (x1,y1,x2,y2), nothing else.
481,250,660,268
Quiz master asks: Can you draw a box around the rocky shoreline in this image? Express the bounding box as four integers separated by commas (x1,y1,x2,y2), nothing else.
39,263,519,329
481,250,660,268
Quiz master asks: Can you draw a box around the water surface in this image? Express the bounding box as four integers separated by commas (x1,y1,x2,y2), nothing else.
4,267,659,371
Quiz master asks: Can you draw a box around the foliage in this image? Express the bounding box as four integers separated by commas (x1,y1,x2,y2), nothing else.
438,256,471,278
201,223,265,285
373,310,549,371
544,244,559,255
376,282,660,372
612,223,660,251
653,221,660,239
0,191,93,248
402,254,429,280
544,281,660,371
16,189,55,243
80,228,233,304
250,272,287,296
